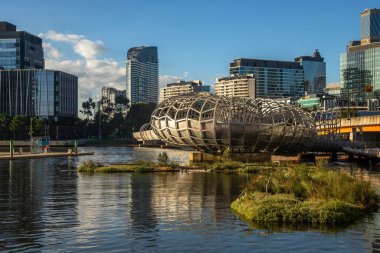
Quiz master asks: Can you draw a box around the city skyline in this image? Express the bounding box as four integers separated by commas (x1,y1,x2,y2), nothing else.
2,0,379,103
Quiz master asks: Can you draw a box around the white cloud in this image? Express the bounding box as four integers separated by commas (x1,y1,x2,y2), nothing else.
41,30,188,113
43,42,62,60
41,31,125,106
159,71,191,88
159,75,181,88
40,30,84,42
41,30,106,60
73,39,106,59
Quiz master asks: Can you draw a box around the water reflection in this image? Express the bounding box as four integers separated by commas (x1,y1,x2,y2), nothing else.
0,158,78,251
76,146,190,165
0,147,379,252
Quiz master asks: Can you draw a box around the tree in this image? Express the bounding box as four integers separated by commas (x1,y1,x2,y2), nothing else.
30,117,44,137
115,95,130,113
0,114,8,140
158,152,169,166
9,115,28,139
80,98,96,138
80,98,96,119
125,103,157,141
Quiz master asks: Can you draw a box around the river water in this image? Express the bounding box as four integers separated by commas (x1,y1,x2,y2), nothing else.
0,147,380,252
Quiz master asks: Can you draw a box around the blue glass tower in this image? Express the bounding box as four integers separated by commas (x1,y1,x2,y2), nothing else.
0,22,44,69
126,46,159,104
340,9,380,103
361,8,380,43
295,49,326,95
230,58,304,99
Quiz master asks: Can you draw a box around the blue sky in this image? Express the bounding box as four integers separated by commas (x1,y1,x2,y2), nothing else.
2,0,379,101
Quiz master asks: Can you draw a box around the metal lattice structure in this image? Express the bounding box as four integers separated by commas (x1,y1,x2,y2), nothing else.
313,107,341,140
150,93,316,154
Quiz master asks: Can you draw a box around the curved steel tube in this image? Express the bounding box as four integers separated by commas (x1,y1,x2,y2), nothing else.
150,93,316,154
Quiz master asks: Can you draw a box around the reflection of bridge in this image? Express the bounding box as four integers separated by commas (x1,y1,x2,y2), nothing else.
133,93,380,159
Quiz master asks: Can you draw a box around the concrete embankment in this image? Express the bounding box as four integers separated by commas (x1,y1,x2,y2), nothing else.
0,152,94,160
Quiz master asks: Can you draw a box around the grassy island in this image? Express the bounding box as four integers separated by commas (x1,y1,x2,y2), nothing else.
77,152,183,173
76,159,287,174
231,162,379,226
76,160,178,173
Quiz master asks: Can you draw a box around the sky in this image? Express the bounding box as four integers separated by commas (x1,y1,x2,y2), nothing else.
2,0,379,103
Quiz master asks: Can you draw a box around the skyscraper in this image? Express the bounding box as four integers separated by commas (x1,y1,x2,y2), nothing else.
0,21,44,69
295,49,326,95
340,8,380,103
126,46,159,104
230,58,304,99
361,8,380,44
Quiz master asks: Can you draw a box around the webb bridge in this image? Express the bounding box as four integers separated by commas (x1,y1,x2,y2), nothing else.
134,93,377,159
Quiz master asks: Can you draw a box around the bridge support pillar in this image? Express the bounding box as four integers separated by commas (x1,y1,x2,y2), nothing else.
331,152,338,161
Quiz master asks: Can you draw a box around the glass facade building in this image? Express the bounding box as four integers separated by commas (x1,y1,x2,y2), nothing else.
340,48,380,102
340,9,380,103
126,46,159,104
0,22,44,69
230,58,304,99
0,69,78,118
361,8,380,42
295,49,326,95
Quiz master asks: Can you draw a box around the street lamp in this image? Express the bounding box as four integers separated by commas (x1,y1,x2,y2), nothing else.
347,86,350,120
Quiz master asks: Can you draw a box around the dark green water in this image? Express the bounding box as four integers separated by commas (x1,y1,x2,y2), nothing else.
0,147,380,252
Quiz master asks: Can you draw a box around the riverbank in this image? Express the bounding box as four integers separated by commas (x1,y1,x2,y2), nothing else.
231,162,379,227
0,151,94,160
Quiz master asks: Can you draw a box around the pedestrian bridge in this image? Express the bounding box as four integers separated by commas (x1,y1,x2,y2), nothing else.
329,115,380,135
133,94,380,156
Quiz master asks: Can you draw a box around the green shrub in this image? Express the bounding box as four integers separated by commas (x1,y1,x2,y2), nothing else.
210,161,244,171
231,193,363,226
222,147,231,160
94,164,154,173
157,152,169,166
77,160,98,173
232,163,379,227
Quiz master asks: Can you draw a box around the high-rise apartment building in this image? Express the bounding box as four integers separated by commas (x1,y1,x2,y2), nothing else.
230,58,304,99
0,21,44,69
101,86,126,105
0,69,78,119
214,74,255,98
159,80,210,102
100,86,127,113
295,49,326,95
340,8,380,103
126,46,159,104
